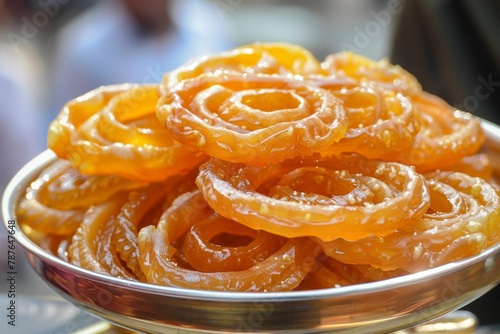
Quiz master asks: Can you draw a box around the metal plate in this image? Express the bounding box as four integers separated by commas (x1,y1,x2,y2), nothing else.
2,121,500,334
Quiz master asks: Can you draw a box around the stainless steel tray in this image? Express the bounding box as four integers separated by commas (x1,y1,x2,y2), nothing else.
3,121,500,334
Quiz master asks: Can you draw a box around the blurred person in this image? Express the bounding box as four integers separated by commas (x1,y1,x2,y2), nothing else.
391,0,500,326
0,48,44,191
0,0,50,302
48,0,232,125
0,1,45,198
391,0,500,124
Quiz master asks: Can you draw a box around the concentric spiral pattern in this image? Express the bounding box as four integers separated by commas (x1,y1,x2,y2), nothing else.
15,43,500,292
195,156,430,241
161,42,325,92
381,92,484,171
315,82,419,158
48,84,206,182
157,73,348,165
317,171,500,272
323,51,422,96
138,191,319,292
17,159,142,235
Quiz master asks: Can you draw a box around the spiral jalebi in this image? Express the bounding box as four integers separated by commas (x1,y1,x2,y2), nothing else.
381,92,484,171
48,84,206,182
317,171,500,272
17,159,142,235
14,42,500,292
315,82,419,158
161,42,325,93
322,51,422,96
138,191,320,291
157,72,348,165
196,155,430,241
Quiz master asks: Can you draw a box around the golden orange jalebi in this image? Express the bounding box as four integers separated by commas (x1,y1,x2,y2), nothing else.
48,84,206,182
196,155,430,241
14,42,500,292
48,84,127,158
111,173,198,280
17,159,142,235
322,51,422,96
68,170,198,281
157,72,348,165
138,190,320,291
316,171,500,272
68,192,133,278
181,215,284,272
315,82,419,158
381,92,484,171
161,42,325,93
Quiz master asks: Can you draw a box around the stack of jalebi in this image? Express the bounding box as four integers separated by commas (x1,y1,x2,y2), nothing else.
16,43,500,292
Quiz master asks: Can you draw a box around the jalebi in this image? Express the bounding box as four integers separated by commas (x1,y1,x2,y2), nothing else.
161,42,325,93
14,42,498,293
322,51,422,96
317,171,500,272
48,84,206,182
157,72,348,165
138,190,320,291
196,155,430,241
17,159,142,235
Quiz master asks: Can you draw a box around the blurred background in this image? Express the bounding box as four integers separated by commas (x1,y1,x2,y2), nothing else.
1,0,499,332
